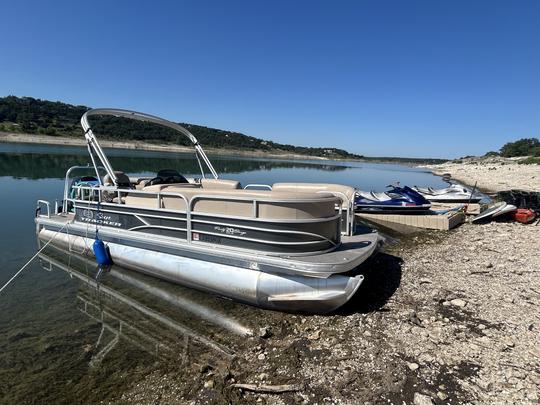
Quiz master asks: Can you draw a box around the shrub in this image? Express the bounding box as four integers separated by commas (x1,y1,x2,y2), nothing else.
500,138,540,157
518,157,540,165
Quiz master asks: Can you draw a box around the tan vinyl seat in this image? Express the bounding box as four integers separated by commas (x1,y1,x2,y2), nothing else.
271,183,355,208
123,184,338,220
200,178,241,189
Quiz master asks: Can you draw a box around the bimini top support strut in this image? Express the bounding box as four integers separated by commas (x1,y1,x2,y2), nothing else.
80,108,219,186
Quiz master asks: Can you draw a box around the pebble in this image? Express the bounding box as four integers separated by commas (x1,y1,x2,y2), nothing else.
502,337,515,348
477,335,491,345
450,298,467,308
529,373,540,385
436,391,448,401
407,362,419,371
257,353,266,360
308,330,321,340
204,380,214,388
259,327,272,339
413,392,434,405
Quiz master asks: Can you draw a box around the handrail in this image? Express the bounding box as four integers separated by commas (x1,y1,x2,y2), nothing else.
244,184,273,190
63,165,108,213
70,184,340,205
80,108,219,186
316,189,355,236
37,200,51,218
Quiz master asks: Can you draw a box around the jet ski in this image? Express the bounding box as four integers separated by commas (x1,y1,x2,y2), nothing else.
355,185,432,214
412,184,482,203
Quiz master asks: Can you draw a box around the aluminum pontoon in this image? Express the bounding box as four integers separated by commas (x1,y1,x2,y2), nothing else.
35,109,382,313
37,246,239,363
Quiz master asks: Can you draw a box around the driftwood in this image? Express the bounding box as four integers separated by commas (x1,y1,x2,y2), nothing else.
230,383,303,393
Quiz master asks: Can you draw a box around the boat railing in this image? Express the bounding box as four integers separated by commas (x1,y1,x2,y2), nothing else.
66,184,343,247
243,184,273,190
316,190,355,236
36,200,51,218
242,184,354,235
63,165,108,208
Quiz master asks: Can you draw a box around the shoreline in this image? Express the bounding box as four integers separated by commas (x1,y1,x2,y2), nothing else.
0,131,445,165
0,132,342,162
423,157,539,193
118,161,539,403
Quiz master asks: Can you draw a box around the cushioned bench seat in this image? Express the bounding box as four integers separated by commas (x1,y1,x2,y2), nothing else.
272,183,355,208
123,184,339,220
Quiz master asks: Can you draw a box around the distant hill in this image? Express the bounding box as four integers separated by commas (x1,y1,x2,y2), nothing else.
0,95,362,159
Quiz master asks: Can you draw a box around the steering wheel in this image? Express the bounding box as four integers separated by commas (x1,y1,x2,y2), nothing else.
147,176,166,186
165,175,188,184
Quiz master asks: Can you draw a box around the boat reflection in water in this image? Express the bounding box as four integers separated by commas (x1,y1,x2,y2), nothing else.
37,244,256,368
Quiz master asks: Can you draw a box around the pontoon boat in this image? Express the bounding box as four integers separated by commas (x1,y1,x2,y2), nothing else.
35,109,382,313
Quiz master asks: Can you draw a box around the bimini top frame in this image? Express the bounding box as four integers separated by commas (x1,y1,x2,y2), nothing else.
81,108,219,186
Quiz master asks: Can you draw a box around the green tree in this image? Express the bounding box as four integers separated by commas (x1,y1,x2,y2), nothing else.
500,138,540,157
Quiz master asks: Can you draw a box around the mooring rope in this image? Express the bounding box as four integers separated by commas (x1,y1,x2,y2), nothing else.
0,222,68,294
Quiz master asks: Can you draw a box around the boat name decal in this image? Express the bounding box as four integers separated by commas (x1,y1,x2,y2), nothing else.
77,211,122,227
214,226,247,236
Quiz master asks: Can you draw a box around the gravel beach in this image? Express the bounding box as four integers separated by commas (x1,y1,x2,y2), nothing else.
424,157,540,192
112,161,540,404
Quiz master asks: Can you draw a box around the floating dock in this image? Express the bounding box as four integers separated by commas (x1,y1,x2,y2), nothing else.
431,202,482,215
356,210,465,232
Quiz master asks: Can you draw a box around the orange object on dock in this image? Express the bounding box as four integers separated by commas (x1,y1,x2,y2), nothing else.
511,208,536,224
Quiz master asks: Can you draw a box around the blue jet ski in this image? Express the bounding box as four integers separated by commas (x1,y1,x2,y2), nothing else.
355,185,432,214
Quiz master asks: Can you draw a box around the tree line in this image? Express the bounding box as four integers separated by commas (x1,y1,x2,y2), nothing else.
0,95,363,159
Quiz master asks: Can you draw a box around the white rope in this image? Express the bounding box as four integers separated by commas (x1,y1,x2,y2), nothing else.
0,223,68,294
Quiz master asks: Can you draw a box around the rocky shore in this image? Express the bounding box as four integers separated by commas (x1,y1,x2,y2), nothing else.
113,160,539,405
424,156,540,192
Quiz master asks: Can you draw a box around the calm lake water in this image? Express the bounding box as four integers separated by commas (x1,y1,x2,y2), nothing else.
0,142,447,402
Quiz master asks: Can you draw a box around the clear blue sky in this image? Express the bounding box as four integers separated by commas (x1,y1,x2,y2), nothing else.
1,1,539,158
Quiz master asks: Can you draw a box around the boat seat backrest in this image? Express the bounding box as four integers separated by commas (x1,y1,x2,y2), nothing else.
103,171,132,188
271,183,355,208
200,178,241,189
123,185,338,220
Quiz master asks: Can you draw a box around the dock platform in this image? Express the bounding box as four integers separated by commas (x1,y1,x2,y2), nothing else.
356,210,465,232
430,202,482,215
